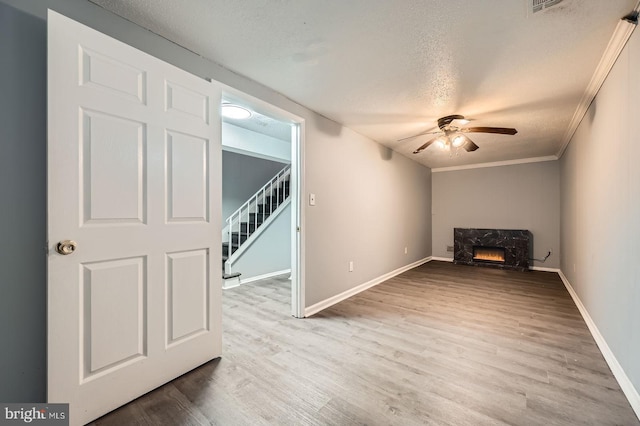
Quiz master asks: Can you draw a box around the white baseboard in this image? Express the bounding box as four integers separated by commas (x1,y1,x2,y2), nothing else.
558,270,640,420
240,269,291,285
304,257,431,317
430,258,559,274
530,266,560,272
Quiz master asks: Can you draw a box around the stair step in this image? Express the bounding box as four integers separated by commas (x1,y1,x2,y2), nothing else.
249,212,269,223
258,204,273,214
258,200,288,214
240,222,257,233
231,232,249,244
222,242,239,257
223,272,241,279
265,194,288,205
263,184,289,201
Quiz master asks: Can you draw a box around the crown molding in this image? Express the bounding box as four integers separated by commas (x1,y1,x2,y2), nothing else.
556,8,639,158
431,155,558,173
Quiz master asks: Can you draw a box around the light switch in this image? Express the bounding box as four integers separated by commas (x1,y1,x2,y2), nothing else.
309,193,316,206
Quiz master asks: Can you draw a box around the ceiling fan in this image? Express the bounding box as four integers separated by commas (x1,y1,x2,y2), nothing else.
399,115,517,155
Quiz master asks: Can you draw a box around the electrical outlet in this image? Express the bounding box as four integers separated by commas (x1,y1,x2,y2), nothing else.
404,247,408,254
309,193,316,206
349,261,354,272
446,245,454,252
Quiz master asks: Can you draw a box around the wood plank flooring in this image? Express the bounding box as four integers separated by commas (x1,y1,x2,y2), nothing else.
92,261,639,425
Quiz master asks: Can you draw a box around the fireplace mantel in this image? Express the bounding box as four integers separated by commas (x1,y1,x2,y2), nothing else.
453,228,531,271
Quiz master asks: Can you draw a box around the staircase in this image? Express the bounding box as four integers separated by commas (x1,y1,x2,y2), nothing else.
222,165,291,282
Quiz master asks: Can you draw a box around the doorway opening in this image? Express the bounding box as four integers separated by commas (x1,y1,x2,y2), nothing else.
219,91,304,318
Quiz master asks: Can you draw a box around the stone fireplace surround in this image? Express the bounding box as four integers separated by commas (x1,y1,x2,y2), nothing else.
453,228,531,271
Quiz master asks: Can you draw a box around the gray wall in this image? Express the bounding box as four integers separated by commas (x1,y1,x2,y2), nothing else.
432,161,560,269
560,27,640,393
0,0,433,401
222,150,286,225
0,3,47,402
305,137,432,305
230,204,291,281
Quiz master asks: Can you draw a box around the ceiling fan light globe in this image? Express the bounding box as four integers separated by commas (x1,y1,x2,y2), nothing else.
452,135,465,147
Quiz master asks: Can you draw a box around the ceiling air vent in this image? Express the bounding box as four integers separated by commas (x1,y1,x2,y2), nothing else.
531,0,564,14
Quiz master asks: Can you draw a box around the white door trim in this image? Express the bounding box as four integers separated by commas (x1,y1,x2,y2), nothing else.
219,86,305,317
291,120,305,318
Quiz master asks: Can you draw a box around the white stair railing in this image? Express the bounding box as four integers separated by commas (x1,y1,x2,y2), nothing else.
224,165,291,261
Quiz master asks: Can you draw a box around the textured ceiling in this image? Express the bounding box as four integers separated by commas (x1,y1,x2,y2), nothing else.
90,0,637,168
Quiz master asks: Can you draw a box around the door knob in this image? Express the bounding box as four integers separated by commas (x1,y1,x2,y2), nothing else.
56,240,77,255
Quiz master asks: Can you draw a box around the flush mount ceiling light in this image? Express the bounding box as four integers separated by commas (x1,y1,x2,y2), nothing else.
221,104,252,119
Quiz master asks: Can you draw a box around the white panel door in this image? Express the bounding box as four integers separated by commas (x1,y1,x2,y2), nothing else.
47,10,222,425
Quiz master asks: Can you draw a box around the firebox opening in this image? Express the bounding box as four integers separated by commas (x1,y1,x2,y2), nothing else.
473,246,505,263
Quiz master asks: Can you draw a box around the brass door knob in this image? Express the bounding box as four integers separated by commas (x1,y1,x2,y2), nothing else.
56,240,77,255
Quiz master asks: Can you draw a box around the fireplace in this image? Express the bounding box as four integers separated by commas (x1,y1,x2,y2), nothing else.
473,246,505,264
454,228,531,271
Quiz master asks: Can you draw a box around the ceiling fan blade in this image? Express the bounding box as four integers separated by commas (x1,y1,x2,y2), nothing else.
398,127,440,142
462,126,517,135
438,114,465,130
412,137,438,154
462,137,479,152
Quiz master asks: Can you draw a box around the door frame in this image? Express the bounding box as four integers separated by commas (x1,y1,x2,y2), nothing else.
219,86,305,318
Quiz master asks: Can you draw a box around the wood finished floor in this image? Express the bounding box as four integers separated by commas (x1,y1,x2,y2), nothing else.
92,261,639,425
